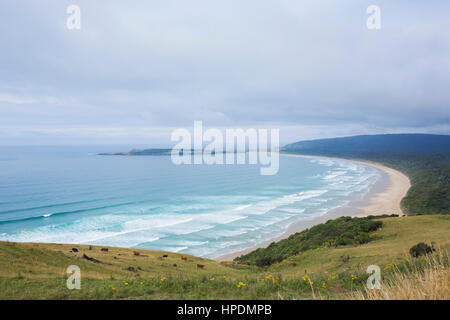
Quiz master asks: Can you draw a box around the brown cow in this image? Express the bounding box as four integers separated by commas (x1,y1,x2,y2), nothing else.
181,256,187,261
197,264,205,269
292,261,297,267
101,248,108,252
133,251,140,256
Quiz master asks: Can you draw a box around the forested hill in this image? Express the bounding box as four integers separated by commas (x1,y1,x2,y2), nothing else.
282,134,450,215
282,134,450,156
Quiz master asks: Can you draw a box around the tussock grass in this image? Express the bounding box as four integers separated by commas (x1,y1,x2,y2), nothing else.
349,249,450,300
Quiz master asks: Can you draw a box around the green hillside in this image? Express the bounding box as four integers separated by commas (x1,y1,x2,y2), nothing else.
235,216,384,266
0,215,448,299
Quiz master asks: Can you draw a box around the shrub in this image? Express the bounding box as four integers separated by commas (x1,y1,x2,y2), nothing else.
235,216,383,266
409,242,435,258
255,256,282,267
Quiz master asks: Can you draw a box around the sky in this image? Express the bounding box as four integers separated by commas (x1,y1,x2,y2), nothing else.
0,0,449,146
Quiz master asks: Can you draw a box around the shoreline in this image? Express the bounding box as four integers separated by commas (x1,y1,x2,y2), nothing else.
215,154,411,261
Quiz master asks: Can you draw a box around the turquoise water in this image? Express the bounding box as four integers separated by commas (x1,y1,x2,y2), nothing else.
0,146,381,258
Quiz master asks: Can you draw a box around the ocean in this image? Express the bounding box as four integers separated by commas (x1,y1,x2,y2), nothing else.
0,146,382,258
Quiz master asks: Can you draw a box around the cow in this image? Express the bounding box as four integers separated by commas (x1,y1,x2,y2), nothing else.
292,261,297,267
133,251,140,256
181,256,187,261
101,248,108,252
197,264,205,269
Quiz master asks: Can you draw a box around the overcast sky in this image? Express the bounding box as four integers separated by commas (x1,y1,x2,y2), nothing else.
0,0,449,146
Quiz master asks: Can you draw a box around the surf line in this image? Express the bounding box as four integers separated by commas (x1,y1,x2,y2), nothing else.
170,120,280,175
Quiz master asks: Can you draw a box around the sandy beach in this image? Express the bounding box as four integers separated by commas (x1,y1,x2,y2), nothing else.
350,161,411,217
216,154,411,261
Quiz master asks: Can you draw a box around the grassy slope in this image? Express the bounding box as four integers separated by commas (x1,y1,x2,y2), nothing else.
265,215,450,277
0,242,245,279
235,216,383,266
0,215,449,299
350,253,450,300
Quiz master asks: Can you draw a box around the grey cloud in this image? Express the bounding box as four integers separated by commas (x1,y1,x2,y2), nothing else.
0,0,449,144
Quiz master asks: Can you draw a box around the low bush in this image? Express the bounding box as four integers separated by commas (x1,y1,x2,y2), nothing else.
235,216,383,266
409,242,435,258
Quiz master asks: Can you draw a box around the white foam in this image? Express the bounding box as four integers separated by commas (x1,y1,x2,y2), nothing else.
123,217,193,230
242,189,328,216
323,170,348,180
234,204,251,211
279,208,306,214
310,158,335,167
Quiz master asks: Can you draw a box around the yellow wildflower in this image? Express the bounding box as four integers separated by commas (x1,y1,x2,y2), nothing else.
384,263,394,270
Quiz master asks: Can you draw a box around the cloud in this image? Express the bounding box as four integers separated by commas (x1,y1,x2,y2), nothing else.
0,93,62,105
0,0,449,145
0,94,39,105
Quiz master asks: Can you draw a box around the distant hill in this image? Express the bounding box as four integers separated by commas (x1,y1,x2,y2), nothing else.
283,134,450,156
99,148,172,156
99,148,239,156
